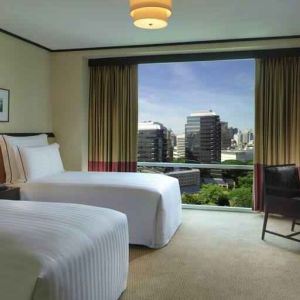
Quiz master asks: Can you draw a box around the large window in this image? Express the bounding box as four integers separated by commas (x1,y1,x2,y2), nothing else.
138,59,255,208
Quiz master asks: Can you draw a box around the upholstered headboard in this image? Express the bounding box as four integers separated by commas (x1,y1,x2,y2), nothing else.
0,149,5,183
0,133,55,184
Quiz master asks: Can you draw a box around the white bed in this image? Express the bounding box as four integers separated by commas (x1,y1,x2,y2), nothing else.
0,134,182,249
19,171,182,249
0,200,128,300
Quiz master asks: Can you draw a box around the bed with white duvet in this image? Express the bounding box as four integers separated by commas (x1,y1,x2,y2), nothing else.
0,134,182,249
19,171,182,248
0,200,128,300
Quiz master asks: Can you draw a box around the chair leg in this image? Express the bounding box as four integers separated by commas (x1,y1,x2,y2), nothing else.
262,211,269,240
292,219,296,232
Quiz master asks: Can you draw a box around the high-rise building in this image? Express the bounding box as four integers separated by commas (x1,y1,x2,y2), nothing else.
185,111,221,163
167,130,176,160
244,129,254,144
138,121,173,162
221,122,238,149
176,134,186,158
233,130,243,148
234,129,254,149
221,122,231,150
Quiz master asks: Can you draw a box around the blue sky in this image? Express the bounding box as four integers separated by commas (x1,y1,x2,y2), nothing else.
138,59,255,135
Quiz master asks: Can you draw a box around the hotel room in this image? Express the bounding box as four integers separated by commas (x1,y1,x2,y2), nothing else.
0,1,299,299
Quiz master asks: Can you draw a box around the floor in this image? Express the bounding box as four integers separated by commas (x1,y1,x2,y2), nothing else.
121,209,300,300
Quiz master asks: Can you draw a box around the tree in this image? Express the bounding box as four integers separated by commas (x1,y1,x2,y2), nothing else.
237,172,253,189
222,160,246,165
229,187,252,208
200,184,230,206
182,192,205,205
173,158,186,163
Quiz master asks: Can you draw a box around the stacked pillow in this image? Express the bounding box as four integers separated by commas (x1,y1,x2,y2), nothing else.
0,134,64,183
16,143,64,182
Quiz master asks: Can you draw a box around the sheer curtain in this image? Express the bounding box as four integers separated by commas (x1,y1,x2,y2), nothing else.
88,64,138,172
254,56,300,210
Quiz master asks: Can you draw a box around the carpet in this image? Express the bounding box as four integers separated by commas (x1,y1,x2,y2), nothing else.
121,209,300,300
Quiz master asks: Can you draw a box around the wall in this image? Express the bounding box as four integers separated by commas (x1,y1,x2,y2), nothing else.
51,37,300,171
51,53,89,170
0,32,52,133
4,30,300,171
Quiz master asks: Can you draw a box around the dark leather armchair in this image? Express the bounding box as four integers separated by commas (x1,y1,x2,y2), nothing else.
262,164,300,242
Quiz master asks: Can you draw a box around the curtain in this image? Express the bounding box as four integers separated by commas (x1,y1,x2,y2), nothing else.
88,64,138,172
254,56,300,211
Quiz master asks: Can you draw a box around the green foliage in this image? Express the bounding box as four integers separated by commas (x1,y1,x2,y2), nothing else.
222,160,247,165
181,173,253,208
199,184,230,206
229,187,252,208
221,160,250,181
237,172,253,189
182,192,206,205
222,159,253,166
173,158,186,163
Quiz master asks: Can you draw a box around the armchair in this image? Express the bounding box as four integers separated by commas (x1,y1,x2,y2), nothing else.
262,164,300,242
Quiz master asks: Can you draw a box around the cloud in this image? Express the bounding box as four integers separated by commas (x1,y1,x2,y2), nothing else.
138,60,255,135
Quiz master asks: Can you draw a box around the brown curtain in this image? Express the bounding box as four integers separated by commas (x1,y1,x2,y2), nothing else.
254,56,300,211
88,64,138,172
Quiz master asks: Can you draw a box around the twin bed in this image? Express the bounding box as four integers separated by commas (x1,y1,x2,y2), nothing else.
0,201,128,300
19,171,182,248
0,133,182,300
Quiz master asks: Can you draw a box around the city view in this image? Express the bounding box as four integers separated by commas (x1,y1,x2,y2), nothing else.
137,59,255,208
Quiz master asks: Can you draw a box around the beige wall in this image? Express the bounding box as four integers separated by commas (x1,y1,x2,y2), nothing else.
0,32,52,133
50,37,300,171
5,30,300,171
51,53,89,170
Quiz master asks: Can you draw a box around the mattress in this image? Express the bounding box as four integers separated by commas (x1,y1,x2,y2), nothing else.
19,171,182,248
0,200,128,300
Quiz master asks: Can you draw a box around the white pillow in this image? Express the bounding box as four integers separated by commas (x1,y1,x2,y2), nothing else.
16,143,64,182
0,134,48,184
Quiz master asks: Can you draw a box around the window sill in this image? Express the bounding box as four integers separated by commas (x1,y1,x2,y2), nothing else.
182,204,252,213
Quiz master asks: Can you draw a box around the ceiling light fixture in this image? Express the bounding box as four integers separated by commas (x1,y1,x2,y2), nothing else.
129,0,172,30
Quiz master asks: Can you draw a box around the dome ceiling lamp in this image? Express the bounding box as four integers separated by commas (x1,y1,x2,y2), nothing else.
129,0,172,30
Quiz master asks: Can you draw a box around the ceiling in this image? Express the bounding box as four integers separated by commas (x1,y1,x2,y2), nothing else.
0,0,299,50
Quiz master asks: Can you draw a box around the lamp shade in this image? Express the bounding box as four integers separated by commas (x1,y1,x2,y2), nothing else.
129,0,172,29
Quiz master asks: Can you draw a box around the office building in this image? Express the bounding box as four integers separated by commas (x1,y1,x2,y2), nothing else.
176,134,186,158
138,121,173,162
185,111,221,163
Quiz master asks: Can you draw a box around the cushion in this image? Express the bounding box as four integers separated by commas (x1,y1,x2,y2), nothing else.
0,134,48,184
265,165,300,189
16,143,64,182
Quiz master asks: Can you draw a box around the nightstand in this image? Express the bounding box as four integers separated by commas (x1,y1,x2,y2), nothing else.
0,187,20,200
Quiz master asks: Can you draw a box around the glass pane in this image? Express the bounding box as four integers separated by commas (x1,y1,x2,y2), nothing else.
138,59,255,208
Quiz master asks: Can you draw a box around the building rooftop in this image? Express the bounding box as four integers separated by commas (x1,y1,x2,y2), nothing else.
138,121,165,130
190,111,217,117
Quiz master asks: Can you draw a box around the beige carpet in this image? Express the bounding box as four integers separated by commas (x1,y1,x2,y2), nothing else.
120,209,300,300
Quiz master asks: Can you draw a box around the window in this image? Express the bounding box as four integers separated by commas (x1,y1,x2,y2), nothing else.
138,59,255,208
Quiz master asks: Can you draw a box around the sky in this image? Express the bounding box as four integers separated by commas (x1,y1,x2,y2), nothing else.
138,59,255,135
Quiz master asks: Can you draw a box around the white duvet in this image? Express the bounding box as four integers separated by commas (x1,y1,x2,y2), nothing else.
0,200,128,300
19,171,182,248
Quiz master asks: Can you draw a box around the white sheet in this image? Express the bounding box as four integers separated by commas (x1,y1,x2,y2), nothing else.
19,171,182,248
0,200,128,300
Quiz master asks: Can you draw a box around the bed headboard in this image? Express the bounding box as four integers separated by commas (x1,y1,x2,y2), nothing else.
0,133,55,184
0,149,5,184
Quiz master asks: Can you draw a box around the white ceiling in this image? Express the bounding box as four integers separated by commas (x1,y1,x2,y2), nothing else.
0,0,299,50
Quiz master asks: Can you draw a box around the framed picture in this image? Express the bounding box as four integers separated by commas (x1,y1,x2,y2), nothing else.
0,88,10,122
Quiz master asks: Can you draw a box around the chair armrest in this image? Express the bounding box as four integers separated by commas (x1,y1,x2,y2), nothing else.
266,186,300,198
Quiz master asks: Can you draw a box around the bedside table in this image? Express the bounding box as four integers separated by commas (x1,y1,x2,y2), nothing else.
0,187,20,200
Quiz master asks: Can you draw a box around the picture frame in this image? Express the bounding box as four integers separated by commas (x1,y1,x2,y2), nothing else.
0,88,10,122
